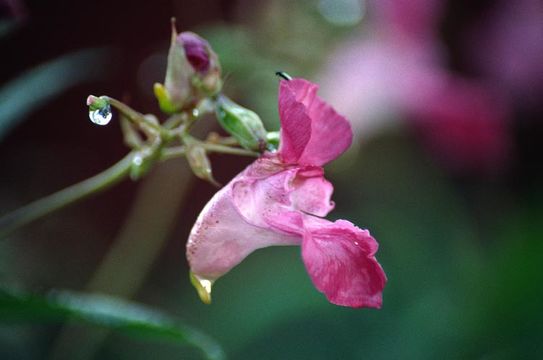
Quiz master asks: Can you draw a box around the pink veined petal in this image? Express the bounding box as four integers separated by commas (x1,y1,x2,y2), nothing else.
231,163,305,235
290,168,335,217
279,79,353,166
187,181,300,281
230,157,334,232
301,218,387,308
278,80,312,164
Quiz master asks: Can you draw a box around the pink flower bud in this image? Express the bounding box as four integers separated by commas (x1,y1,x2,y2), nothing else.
178,32,211,73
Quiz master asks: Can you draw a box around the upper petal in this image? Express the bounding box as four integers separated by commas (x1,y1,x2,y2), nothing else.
278,80,312,164
301,218,387,308
278,79,353,166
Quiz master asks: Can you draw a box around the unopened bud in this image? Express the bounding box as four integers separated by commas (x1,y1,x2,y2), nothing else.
178,32,222,96
215,96,267,151
185,139,219,186
155,23,222,113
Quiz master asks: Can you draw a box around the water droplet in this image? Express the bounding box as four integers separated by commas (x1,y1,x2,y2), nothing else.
89,104,112,125
192,108,200,117
132,153,143,166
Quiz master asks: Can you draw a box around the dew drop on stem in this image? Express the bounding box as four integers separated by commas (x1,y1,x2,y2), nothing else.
89,104,113,125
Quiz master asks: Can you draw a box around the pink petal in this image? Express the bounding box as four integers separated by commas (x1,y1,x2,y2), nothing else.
231,162,302,233
279,79,353,166
290,167,335,217
278,81,312,164
301,218,387,308
231,157,334,231
187,180,300,281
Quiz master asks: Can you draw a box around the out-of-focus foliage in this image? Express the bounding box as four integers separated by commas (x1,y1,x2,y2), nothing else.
0,287,224,360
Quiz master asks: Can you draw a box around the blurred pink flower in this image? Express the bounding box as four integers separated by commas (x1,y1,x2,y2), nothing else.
319,0,511,173
187,78,386,308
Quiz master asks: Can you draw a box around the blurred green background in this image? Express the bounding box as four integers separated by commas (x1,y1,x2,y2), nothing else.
1,0,542,359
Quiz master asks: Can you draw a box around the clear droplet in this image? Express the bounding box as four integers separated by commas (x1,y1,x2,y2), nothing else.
89,104,112,126
132,153,143,166
192,108,200,117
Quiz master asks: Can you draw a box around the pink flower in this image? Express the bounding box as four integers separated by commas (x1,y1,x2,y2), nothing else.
318,0,512,175
186,78,386,308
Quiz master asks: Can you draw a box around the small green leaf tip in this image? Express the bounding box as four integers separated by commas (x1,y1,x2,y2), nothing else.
190,272,214,305
86,95,109,111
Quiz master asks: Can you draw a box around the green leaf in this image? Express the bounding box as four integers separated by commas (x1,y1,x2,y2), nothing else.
0,287,225,360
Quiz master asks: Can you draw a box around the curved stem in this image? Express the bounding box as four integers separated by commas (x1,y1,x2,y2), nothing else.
0,131,258,238
104,97,163,136
0,153,134,239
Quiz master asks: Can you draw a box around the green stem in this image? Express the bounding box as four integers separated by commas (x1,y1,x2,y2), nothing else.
105,97,163,136
200,141,259,157
160,146,186,161
0,153,134,239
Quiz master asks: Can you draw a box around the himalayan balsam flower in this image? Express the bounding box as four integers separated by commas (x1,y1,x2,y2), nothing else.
187,78,386,308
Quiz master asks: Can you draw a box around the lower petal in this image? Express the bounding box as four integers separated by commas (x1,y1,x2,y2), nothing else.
187,185,300,282
301,218,387,308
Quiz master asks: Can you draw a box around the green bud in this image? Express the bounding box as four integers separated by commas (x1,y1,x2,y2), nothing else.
185,138,219,186
155,21,222,114
215,95,267,151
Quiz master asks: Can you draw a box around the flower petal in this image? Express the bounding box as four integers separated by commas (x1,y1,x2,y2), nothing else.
279,79,353,166
231,163,304,234
301,218,386,308
278,80,312,164
187,183,300,282
290,168,335,217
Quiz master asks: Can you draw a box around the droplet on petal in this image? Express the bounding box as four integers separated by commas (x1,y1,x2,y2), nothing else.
190,271,214,304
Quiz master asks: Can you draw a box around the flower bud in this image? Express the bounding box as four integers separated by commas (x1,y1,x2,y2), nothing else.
185,138,219,186
154,23,221,114
215,95,267,151
154,23,193,114
178,32,222,97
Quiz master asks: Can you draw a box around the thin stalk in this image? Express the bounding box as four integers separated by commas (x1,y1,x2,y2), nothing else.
105,97,163,136
160,146,186,161
200,141,259,157
0,153,135,239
